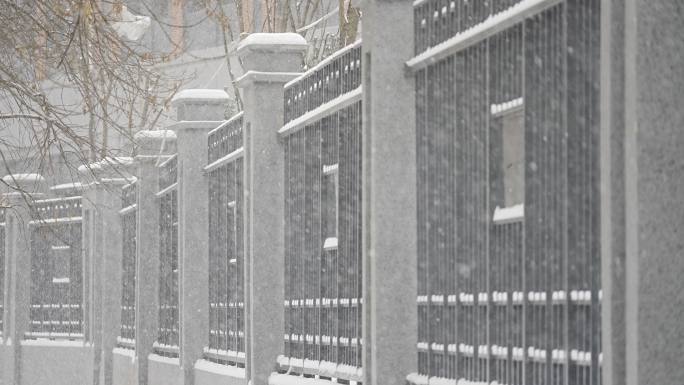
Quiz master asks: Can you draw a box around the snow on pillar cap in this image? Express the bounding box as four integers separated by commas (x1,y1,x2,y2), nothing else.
237,33,308,73
171,89,230,121
77,162,103,185
134,129,177,157
50,182,85,197
1,173,47,195
98,156,136,183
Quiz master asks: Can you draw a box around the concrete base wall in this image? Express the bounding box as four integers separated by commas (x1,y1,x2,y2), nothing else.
194,359,247,385
147,354,183,385
1,340,11,385
19,341,94,385
112,348,138,385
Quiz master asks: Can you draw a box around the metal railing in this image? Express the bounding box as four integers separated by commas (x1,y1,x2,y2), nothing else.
119,181,137,348
284,41,362,124
208,113,243,164
205,114,246,365
279,42,364,382
27,196,83,340
411,1,601,384
413,0,526,54
156,155,179,356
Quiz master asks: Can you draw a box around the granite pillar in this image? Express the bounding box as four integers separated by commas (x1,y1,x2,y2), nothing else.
170,89,229,385
361,1,418,384
601,1,684,384
134,130,177,385
1,174,48,385
235,33,307,385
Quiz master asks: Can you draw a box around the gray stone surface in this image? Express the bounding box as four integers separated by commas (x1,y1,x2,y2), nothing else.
235,34,306,385
1,175,47,385
603,1,684,384
134,133,176,385
171,116,226,385
361,1,418,385
96,161,134,385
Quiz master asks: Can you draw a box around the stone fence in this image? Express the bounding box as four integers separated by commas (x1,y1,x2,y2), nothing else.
1,1,684,385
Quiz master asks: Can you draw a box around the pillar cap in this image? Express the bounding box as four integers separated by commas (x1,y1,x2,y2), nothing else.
171,89,230,121
171,89,230,106
134,129,177,157
237,33,308,53
50,182,86,196
237,33,308,73
1,173,47,195
77,162,103,185
98,156,136,184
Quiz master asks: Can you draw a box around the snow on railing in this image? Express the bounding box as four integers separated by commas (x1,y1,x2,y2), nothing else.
158,154,178,192
207,112,243,165
283,40,361,125
410,0,562,70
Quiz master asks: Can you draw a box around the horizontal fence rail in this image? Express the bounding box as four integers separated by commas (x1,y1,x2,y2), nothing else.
411,0,601,384
206,113,246,366
28,196,84,340
119,181,138,348
280,42,364,382
156,156,179,357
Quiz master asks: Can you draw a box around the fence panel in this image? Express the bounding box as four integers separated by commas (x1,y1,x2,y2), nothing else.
28,196,83,340
205,114,246,366
156,155,179,357
118,181,137,349
280,42,363,382
411,0,601,384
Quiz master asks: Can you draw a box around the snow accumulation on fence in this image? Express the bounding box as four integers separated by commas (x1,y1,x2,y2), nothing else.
207,111,244,137
133,129,177,140
194,359,246,378
1,173,44,183
284,39,362,89
406,0,563,70
278,86,362,137
492,203,524,224
407,373,490,385
148,352,180,365
491,97,524,116
269,373,344,385
237,32,308,51
21,339,89,348
203,147,244,174
171,89,230,103
323,237,338,251
113,347,136,360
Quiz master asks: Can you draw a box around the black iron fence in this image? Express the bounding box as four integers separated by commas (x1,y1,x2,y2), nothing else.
414,0,526,54
205,115,246,365
208,113,243,164
118,181,137,348
412,0,601,384
28,196,83,339
156,155,179,356
284,41,362,124
279,42,364,382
